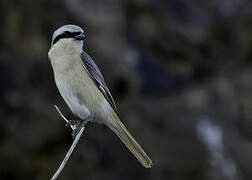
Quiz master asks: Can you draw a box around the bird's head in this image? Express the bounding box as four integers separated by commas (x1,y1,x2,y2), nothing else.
51,24,86,48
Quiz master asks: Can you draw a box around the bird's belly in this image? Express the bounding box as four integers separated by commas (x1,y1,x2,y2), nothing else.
55,67,106,120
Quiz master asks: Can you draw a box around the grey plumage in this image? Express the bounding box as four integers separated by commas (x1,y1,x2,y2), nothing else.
80,51,116,111
49,24,153,168
51,24,84,46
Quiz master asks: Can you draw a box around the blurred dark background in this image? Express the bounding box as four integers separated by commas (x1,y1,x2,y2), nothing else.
1,0,252,179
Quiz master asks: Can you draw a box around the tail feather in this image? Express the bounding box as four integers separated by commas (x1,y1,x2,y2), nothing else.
105,111,153,168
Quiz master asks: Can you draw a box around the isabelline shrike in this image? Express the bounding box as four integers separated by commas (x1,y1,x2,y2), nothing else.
48,24,152,168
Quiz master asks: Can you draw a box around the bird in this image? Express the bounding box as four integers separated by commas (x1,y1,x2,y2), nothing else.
48,24,153,168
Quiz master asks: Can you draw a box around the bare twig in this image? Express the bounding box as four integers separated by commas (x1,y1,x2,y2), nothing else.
51,105,85,180
54,105,76,131
51,126,84,180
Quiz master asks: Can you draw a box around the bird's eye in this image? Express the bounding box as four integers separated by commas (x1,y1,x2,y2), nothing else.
63,31,70,35
52,31,77,45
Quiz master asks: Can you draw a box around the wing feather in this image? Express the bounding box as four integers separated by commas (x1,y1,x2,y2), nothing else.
80,51,116,111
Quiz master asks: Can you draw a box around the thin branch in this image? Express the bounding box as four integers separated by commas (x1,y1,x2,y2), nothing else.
51,126,85,180
54,105,69,123
51,105,85,180
54,105,76,131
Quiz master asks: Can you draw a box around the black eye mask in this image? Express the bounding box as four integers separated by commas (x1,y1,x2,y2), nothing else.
52,31,81,45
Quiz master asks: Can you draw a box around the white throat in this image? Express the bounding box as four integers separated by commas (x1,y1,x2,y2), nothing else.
48,39,83,59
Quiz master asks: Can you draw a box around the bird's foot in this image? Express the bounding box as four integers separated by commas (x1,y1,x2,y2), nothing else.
71,120,82,138
70,118,90,138
64,119,82,138
54,105,91,138
65,119,78,129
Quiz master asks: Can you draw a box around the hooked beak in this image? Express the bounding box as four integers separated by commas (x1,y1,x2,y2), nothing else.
75,32,86,40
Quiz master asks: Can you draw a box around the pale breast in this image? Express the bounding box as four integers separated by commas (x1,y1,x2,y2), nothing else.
52,53,106,120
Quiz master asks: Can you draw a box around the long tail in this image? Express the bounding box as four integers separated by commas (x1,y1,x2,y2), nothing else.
104,110,153,168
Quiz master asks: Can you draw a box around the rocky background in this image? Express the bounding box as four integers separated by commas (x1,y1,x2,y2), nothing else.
1,0,252,179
